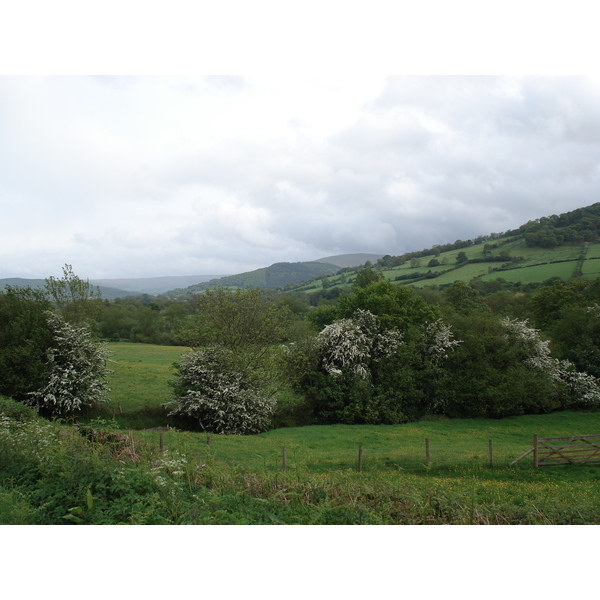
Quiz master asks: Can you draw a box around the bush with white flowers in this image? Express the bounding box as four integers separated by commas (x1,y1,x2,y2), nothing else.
501,317,600,405
168,346,276,435
317,309,404,379
26,312,111,416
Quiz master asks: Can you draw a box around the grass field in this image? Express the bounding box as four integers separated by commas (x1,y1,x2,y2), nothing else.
91,343,600,523
103,342,188,428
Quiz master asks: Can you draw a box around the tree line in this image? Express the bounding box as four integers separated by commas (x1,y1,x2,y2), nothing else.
3,263,600,433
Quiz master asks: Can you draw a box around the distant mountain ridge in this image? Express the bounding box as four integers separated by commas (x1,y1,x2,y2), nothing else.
90,274,228,296
164,261,344,297
313,253,384,268
0,254,383,298
0,278,137,300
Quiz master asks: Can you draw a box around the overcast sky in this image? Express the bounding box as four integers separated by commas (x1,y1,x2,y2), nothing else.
2,74,600,279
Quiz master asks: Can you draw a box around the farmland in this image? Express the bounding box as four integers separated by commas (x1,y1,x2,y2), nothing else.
77,343,600,524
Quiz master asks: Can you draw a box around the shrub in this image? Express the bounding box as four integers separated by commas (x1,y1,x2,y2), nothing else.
0,395,38,422
0,286,53,400
284,310,460,424
26,312,111,417
168,346,276,435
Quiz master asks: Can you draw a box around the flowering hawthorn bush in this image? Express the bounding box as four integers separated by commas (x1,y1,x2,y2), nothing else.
317,309,404,379
285,309,461,424
501,317,600,405
168,346,276,435
27,312,111,416
418,318,462,366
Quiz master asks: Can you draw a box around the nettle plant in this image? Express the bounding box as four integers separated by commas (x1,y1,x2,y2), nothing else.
501,317,600,405
27,312,111,416
168,346,276,435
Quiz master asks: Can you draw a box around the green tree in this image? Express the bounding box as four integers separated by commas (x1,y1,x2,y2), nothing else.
184,287,292,383
456,251,469,264
338,280,438,332
440,311,562,418
530,279,591,328
353,268,384,289
443,281,490,316
45,264,102,325
0,286,53,400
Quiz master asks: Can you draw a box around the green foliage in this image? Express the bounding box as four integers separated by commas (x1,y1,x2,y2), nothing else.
530,278,595,328
440,311,564,418
168,346,276,434
443,281,490,315
45,264,103,325
353,268,384,289
184,287,292,380
338,280,439,331
0,286,53,400
547,304,600,378
0,395,38,422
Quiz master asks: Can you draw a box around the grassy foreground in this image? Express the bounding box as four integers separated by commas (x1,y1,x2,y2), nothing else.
2,342,600,524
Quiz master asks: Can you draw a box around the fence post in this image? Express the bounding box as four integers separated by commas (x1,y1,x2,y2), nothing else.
488,439,493,468
159,432,164,454
533,433,538,468
358,445,363,472
282,446,287,473
425,438,431,466
206,435,210,448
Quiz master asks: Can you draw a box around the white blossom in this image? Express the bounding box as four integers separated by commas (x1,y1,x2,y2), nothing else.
501,316,600,404
168,346,276,435
27,312,111,415
317,309,403,379
419,319,462,365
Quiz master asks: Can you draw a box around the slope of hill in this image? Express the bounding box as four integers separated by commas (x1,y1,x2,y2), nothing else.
164,261,341,297
313,253,384,268
284,203,600,295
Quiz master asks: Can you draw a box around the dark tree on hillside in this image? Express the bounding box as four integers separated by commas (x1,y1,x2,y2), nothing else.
353,268,384,289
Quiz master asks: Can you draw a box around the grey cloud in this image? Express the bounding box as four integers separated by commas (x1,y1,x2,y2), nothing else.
3,76,600,279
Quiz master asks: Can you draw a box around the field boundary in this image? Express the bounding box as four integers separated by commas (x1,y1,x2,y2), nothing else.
511,433,600,467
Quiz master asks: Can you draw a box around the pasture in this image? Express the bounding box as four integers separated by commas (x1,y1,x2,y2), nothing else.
96,342,600,524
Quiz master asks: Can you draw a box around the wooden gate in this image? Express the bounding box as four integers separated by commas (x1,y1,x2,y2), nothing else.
510,434,600,467
534,434,600,467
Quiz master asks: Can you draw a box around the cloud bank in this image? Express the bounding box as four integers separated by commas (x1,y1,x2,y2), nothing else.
2,75,600,279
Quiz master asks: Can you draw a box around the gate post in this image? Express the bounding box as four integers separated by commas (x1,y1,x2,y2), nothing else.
533,433,538,468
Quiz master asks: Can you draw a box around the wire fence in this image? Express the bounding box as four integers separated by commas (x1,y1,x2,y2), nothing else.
146,430,538,473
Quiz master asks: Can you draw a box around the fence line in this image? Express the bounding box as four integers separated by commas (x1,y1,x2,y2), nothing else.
148,431,600,472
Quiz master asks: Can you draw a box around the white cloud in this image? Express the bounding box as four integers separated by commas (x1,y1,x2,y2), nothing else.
2,75,600,279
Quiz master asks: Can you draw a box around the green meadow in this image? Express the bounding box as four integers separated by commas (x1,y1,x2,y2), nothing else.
79,342,600,524
103,342,188,428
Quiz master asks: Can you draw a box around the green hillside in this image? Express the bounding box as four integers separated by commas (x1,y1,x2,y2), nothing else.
164,261,340,298
287,203,600,295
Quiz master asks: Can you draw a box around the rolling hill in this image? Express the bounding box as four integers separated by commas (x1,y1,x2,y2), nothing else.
162,261,343,298
282,202,600,295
